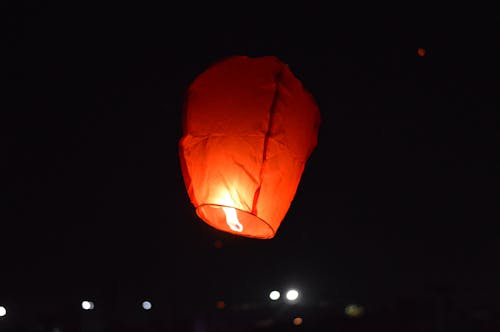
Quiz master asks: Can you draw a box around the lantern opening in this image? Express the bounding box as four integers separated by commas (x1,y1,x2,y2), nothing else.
196,204,275,239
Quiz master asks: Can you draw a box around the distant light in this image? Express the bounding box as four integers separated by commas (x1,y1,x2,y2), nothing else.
142,301,152,310
216,300,225,309
0,306,6,317
269,290,280,300
214,240,223,249
286,289,299,301
81,300,94,310
345,304,364,318
417,48,426,57
293,317,303,326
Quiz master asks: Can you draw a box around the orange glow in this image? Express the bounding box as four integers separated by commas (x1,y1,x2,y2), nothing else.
293,317,303,325
417,48,426,56
179,56,320,239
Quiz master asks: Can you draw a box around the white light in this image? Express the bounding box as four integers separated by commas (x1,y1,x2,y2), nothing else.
0,306,6,317
220,193,243,232
142,301,152,310
286,289,299,301
81,300,94,310
269,290,280,300
223,206,243,232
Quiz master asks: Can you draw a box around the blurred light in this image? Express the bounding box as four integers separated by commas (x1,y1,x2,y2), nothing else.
417,48,426,57
0,306,6,317
81,300,94,310
345,304,364,318
293,317,303,326
286,289,299,301
142,301,152,310
269,290,280,300
216,300,225,309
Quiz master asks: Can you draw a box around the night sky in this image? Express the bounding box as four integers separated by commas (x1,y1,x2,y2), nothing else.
3,3,500,331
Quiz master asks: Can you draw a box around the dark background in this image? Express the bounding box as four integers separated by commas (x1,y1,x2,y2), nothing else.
2,2,500,331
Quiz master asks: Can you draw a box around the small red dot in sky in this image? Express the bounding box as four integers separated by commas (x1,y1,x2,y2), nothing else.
417,48,426,57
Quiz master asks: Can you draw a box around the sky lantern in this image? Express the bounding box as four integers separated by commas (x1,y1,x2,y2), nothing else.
179,55,320,239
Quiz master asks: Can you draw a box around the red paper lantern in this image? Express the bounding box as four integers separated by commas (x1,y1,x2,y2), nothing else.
179,56,320,239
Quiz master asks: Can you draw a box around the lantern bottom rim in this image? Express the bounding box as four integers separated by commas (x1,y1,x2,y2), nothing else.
196,204,276,239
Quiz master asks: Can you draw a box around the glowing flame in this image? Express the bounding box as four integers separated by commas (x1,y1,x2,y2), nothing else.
222,206,243,232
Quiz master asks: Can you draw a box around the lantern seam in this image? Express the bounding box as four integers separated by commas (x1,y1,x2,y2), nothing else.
252,66,284,213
